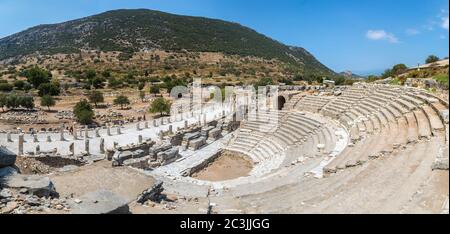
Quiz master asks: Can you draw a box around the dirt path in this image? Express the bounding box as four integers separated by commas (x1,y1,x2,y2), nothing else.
192,151,253,181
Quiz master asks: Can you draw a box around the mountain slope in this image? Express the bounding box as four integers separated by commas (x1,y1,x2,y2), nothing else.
339,71,365,79
0,9,335,76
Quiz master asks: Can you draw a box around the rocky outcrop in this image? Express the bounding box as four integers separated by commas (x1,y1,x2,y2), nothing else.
4,175,58,198
0,188,70,214
136,181,164,204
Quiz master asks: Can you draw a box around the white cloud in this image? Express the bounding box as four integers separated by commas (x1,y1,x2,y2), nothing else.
406,28,420,35
442,16,449,30
366,30,399,43
439,9,449,30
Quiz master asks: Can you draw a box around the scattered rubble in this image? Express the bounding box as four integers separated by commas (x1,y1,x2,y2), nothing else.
136,181,164,204
4,174,58,198
0,110,49,125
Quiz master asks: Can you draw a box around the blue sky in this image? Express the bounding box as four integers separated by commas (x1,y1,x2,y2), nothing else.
0,0,448,75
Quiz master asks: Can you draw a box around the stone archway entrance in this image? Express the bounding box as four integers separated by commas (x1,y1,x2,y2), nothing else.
277,96,286,110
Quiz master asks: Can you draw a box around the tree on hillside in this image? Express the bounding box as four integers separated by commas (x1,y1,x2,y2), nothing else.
254,77,274,89
367,75,380,83
381,69,393,79
392,64,408,76
73,99,95,125
88,90,104,107
22,66,52,88
149,97,171,117
4,95,34,110
101,70,111,78
114,95,130,110
85,70,96,80
21,96,35,110
41,95,56,111
38,82,60,96
0,83,13,92
108,77,123,89
149,85,160,96
138,82,145,91
84,70,105,89
90,77,105,89
426,55,440,64
13,80,26,90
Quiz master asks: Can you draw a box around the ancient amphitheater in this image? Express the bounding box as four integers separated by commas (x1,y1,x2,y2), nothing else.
1,83,449,214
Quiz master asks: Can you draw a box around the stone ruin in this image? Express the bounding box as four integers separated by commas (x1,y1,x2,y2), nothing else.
136,181,164,204
0,110,49,125
106,113,240,171
111,139,156,167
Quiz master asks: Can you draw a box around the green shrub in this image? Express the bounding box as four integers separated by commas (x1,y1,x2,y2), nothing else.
38,83,60,96
149,97,171,116
3,94,34,110
40,95,56,110
88,90,104,107
113,95,130,109
0,83,13,92
73,99,95,124
434,74,449,90
21,66,52,88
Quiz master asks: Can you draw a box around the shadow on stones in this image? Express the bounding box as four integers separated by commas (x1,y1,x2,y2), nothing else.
34,157,85,168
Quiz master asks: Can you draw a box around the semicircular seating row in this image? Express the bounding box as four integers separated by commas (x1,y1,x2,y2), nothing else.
290,84,448,175
208,85,448,213
224,84,448,180
224,109,339,176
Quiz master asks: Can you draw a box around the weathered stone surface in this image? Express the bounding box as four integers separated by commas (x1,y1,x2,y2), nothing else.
183,132,201,142
441,110,449,124
123,156,151,167
201,126,214,137
188,137,206,151
137,181,164,204
208,128,222,140
132,149,145,159
432,146,449,170
156,148,179,165
4,175,58,197
113,151,133,163
0,188,13,198
71,190,129,214
0,146,16,167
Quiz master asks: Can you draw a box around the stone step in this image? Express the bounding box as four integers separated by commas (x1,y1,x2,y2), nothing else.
396,98,418,111
421,105,445,133
389,102,409,115
405,112,419,143
413,110,432,139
